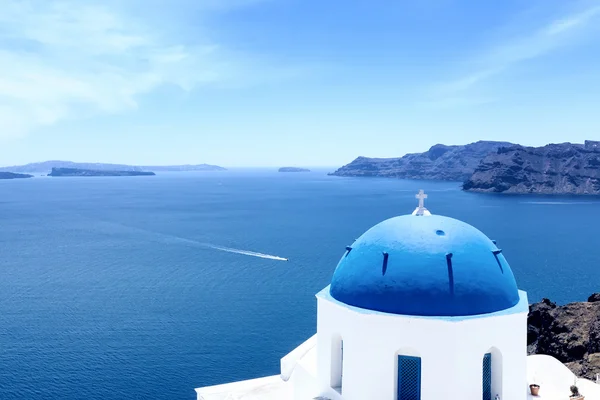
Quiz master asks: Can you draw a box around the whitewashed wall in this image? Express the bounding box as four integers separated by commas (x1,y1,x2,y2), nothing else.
315,289,529,400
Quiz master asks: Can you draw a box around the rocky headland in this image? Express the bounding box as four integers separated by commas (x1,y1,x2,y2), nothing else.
48,168,156,177
463,141,600,194
330,141,513,181
0,172,33,180
528,294,600,380
279,167,310,172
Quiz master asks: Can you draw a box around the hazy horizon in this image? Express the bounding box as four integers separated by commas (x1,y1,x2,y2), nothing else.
1,137,594,169
0,160,343,169
2,0,600,167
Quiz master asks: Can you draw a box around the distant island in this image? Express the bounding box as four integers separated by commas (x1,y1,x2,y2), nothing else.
463,141,600,194
329,141,513,181
48,168,156,177
0,161,226,174
0,172,33,180
279,167,310,173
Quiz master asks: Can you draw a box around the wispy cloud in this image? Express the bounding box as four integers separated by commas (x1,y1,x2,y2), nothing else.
0,0,283,137
416,96,497,110
430,3,600,104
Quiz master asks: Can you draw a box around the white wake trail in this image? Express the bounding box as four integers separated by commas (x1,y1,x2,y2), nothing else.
204,244,288,261
155,233,288,261
89,219,289,261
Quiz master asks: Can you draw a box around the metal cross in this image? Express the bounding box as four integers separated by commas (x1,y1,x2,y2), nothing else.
416,189,428,211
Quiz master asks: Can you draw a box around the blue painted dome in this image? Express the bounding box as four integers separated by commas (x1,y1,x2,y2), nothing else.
329,215,520,317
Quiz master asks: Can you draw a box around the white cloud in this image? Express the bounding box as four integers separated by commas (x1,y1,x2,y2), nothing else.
544,5,600,35
430,3,600,103
0,0,269,137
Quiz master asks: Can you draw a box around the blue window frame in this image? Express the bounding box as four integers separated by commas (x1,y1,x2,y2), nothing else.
397,355,421,400
483,353,492,400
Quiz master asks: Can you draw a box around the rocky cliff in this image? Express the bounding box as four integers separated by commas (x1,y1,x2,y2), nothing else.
528,294,600,380
463,142,600,194
330,141,513,181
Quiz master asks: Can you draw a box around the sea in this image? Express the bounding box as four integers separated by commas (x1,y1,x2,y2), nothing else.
1,169,599,399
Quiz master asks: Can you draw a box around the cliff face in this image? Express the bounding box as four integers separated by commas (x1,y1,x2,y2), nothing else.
528,294,600,380
330,141,513,181
463,142,600,194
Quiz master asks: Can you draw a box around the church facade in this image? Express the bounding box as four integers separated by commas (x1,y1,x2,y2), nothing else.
196,192,600,400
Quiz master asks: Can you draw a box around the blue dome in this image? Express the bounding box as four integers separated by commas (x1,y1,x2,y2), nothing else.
330,215,520,317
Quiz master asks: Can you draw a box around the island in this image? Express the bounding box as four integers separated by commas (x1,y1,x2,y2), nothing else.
0,161,226,174
329,140,513,181
463,141,600,194
0,172,33,180
279,167,310,173
48,168,156,177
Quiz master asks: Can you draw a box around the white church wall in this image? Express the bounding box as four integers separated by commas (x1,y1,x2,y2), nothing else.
316,290,529,400
316,295,452,400
452,309,528,400
280,334,317,381
287,345,320,400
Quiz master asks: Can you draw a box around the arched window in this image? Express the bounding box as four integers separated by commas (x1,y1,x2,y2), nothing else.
330,335,343,393
483,348,503,400
396,352,421,400
483,353,492,400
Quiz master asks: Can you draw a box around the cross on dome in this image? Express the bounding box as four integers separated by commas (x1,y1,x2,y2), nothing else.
416,189,427,209
412,189,432,216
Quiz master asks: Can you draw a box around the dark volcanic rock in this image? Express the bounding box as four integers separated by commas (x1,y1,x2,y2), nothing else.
527,298,557,353
48,168,155,177
528,295,600,380
589,293,600,303
0,172,33,180
463,142,600,194
330,141,513,181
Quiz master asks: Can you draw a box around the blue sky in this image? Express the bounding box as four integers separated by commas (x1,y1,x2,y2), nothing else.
1,0,600,167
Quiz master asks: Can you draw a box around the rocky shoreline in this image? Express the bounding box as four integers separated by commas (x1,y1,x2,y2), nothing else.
528,294,600,380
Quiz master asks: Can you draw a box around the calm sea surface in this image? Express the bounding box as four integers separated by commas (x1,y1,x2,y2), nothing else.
1,170,600,399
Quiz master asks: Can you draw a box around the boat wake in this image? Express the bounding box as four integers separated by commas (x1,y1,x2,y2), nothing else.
203,245,288,261
90,219,289,261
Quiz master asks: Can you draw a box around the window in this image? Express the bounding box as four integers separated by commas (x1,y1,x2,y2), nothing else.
397,355,421,400
330,336,343,393
483,353,492,400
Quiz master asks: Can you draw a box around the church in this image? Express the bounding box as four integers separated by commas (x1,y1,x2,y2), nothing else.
196,191,600,400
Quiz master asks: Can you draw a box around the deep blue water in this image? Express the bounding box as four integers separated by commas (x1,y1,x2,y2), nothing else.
1,170,600,399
